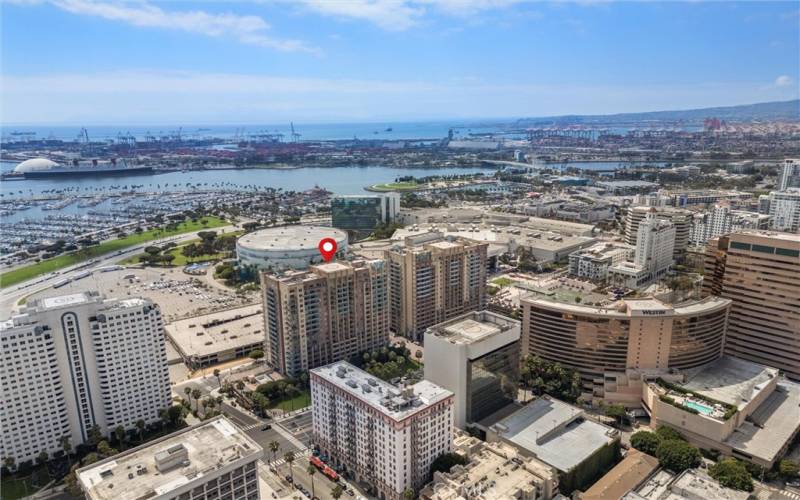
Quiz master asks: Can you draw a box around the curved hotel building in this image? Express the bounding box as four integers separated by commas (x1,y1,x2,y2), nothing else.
520,296,731,404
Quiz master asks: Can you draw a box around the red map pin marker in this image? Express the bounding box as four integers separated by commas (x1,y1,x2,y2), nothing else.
318,238,337,262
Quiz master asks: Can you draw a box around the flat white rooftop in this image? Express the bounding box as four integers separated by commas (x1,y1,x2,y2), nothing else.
427,310,519,345
490,397,618,473
164,304,263,358
237,226,346,252
78,416,262,500
311,361,452,421
679,356,777,409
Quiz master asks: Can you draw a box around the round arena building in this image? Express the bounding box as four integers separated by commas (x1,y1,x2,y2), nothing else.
236,226,348,271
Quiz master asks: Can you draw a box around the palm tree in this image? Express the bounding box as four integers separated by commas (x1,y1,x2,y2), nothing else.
3,456,15,472
307,465,316,498
115,425,126,450
403,487,415,500
136,420,146,443
213,369,222,387
269,441,280,464
184,387,192,406
284,451,295,483
191,389,202,410
331,485,344,499
59,435,72,466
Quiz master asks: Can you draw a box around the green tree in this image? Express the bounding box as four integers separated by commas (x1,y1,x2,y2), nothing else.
656,439,701,473
87,424,103,447
655,426,685,442
3,456,15,471
519,355,582,403
269,441,280,464
36,451,49,477
780,459,800,479
97,441,118,458
191,389,202,410
136,420,146,443
184,387,193,406
630,431,661,456
249,349,264,360
284,451,295,483
430,452,469,477
115,425,126,450
307,465,317,498
403,487,416,500
603,404,627,426
331,485,344,499
59,435,72,466
708,459,754,492
214,369,222,387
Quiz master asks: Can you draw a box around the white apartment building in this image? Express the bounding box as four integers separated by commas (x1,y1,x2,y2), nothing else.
424,311,520,429
688,204,770,246
777,158,800,191
768,188,800,233
77,416,262,500
1,292,171,465
568,242,635,282
311,361,454,500
610,211,675,289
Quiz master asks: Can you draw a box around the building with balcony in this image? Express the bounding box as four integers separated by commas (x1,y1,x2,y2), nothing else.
568,242,635,283
0,292,171,466
385,236,487,342
77,416,262,500
310,361,454,500
261,260,389,377
520,296,731,405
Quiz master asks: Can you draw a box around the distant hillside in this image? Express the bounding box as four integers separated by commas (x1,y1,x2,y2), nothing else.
516,99,800,126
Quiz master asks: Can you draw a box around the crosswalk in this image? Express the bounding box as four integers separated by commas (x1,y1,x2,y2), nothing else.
755,486,800,500
240,422,265,431
267,448,312,468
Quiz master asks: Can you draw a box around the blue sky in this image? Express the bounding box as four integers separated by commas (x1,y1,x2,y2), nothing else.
1,0,798,125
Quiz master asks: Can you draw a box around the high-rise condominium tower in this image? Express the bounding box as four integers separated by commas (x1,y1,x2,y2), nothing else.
385,237,487,342
261,260,389,377
1,292,171,465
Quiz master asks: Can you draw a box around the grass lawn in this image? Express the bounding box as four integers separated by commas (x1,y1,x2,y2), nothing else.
268,390,311,412
0,217,227,289
369,181,419,192
0,467,50,500
492,277,514,287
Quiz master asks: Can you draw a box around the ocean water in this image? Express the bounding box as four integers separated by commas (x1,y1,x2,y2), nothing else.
1,120,511,143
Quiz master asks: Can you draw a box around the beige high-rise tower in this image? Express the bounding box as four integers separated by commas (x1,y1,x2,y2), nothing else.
703,231,800,380
385,236,487,342
261,259,389,377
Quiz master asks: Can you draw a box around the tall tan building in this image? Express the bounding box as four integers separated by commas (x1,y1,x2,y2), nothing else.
261,260,389,377
703,231,800,380
385,237,487,342
520,296,731,404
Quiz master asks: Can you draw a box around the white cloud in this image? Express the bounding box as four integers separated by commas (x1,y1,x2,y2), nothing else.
295,0,425,31
775,75,794,87
295,0,522,30
34,0,318,53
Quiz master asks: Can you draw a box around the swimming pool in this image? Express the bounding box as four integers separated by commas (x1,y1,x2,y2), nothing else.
684,400,714,415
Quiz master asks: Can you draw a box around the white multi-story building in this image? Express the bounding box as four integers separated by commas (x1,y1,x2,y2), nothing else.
688,204,770,246
777,158,800,191
568,242,635,282
768,188,800,233
311,361,454,500
610,211,675,289
1,292,171,465
77,416,262,500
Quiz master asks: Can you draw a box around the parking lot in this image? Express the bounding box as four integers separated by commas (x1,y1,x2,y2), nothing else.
28,267,254,321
